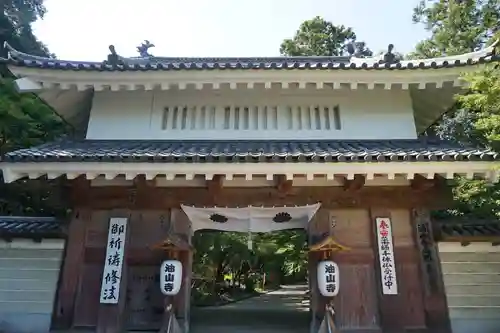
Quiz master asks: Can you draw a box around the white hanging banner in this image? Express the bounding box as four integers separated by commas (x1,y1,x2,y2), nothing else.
375,217,398,295
317,260,339,297
100,217,128,304
160,260,183,296
181,203,321,233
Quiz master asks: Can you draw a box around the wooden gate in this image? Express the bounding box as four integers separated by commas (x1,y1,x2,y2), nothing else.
125,265,164,330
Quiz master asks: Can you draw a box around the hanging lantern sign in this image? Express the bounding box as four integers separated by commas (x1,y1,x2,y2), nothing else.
160,260,183,296
317,260,339,297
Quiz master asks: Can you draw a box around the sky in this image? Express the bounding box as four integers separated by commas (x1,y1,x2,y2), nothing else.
32,0,430,61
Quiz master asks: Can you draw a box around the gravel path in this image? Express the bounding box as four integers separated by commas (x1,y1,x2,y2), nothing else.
190,284,310,333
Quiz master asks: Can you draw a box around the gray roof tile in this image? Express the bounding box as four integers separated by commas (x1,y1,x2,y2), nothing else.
3,139,497,163
436,221,500,239
2,41,499,72
0,216,64,239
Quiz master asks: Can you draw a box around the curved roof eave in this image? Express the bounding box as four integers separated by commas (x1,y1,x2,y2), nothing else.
1,40,498,73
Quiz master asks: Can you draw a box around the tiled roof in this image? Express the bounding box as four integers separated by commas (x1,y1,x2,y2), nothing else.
436,221,500,240
0,216,65,239
2,138,497,163
2,41,498,72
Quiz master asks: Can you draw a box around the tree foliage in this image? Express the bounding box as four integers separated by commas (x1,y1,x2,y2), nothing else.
458,65,500,150
0,0,69,216
2,0,46,27
0,0,51,57
280,16,372,57
412,0,500,219
410,0,500,58
191,230,308,304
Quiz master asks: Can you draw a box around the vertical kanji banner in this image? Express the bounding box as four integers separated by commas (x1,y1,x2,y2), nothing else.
375,217,398,295
100,217,128,304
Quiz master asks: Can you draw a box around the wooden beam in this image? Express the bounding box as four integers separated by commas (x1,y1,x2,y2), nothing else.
275,175,293,195
342,175,365,191
70,184,453,210
206,175,223,197
412,208,451,331
70,175,90,205
410,174,446,192
52,209,89,329
133,175,155,208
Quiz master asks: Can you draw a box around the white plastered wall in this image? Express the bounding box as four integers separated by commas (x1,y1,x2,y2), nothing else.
0,239,65,333
438,242,500,333
85,86,417,140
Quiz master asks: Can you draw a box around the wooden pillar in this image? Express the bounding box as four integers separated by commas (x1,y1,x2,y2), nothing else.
307,209,330,333
170,208,193,333
370,208,427,332
308,250,322,333
413,209,451,333
181,248,193,333
96,210,132,333
52,209,89,329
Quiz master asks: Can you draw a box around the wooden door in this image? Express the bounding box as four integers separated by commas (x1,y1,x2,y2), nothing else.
125,265,164,330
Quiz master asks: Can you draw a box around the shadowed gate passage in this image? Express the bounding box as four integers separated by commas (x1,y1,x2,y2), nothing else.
190,284,310,333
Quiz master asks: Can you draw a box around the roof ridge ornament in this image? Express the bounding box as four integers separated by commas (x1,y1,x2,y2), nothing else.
345,42,370,58
380,44,400,65
137,40,155,58
104,45,124,66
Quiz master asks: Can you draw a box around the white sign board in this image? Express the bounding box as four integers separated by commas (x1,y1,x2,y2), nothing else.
317,260,339,297
160,260,183,296
99,217,128,304
375,217,398,295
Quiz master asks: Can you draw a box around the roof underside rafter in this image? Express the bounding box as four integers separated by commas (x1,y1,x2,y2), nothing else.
2,40,499,92
3,40,499,72
1,139,498,184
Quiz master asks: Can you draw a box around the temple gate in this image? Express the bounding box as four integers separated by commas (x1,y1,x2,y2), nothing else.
0,40,499,332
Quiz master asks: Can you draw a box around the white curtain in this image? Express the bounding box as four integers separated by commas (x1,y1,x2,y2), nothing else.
181,203,321,233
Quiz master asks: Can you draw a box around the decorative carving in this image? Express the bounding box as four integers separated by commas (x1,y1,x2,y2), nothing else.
137,40,155,58
273,212,292,223
346,41,371,58
209,213,228,223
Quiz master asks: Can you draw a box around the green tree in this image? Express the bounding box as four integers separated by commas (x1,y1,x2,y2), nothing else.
0,0,50,57
0,0,69,216
280,16,372,57
191,229,308,305
458,64,500,149
412,0,500,219
2,0,46,27
410,0,500,58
